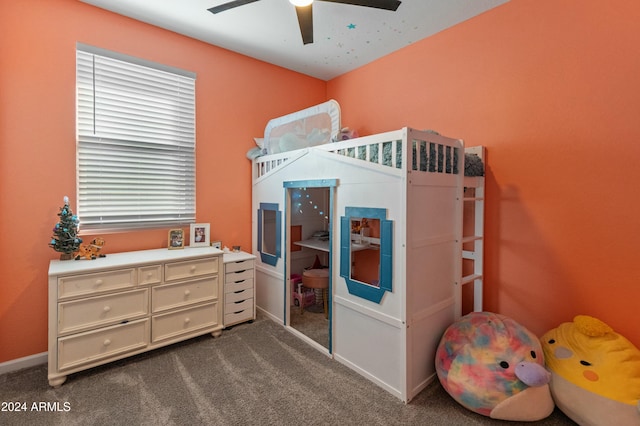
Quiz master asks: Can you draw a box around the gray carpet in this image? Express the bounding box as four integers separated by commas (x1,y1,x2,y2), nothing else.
289,305,329,348
0,313,575,426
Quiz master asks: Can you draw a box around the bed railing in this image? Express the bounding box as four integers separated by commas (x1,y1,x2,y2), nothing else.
253,149,304,181
253,128,463,181
318,133,404,170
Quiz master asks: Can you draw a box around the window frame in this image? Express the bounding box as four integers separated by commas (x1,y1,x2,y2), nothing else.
340,206,393,303
257,202,282,266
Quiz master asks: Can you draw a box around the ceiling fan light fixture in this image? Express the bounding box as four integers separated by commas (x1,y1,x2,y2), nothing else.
289,0,313,6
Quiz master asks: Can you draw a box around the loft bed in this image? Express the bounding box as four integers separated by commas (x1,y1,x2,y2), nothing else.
250,103,485,403
253,131,485,316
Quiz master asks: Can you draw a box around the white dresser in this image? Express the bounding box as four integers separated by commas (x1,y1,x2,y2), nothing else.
222,251,256,327
48,247,223,387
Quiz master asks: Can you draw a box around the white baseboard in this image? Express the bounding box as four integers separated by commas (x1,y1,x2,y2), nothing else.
0,352,47,376
255,306,282,325
333,353,405,402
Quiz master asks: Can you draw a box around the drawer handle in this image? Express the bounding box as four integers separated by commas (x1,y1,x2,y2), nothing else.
147,272,153,279
95,279,104,286
234,290,245,294
234,310,245,314
103,339,111,347
103,306,111,313
184,289,191,297
190,266,197,273
234,270,246,274
234,280,246,284
184,317,191,325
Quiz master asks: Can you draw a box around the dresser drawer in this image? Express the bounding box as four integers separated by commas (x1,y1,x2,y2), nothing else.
224,277,253,293
225,268,253,284
58,288,149,335
151,302,218,343
152,277,218,313
225,259,254,274
165,257,219,282
225,287,254,304
138,265,162,285
58,319,149,371
58,269,136,300
225,297,253,312
224,300,253,326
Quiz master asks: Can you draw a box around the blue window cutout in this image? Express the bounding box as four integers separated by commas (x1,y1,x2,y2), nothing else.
340,207,393,303
257,202,281,266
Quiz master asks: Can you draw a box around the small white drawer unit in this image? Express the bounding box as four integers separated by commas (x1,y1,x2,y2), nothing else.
48,247,223,387
222,251,256,327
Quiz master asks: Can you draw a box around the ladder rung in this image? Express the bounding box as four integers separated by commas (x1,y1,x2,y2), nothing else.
464,176,485,187
462,274,483,285
462,250,478,260
462,236,483,243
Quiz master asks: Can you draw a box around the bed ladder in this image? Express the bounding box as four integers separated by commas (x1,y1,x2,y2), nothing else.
461,146,485,313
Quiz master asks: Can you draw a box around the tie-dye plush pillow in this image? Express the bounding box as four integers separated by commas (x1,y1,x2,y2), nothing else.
435,311,554,421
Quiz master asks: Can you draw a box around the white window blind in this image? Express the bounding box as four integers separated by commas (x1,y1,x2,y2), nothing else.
76,46,196,231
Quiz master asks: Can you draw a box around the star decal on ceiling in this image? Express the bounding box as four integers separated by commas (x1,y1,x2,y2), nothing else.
347,23,356,30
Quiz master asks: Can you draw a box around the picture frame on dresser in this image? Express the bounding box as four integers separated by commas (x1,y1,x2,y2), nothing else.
189,223,210,247
168,229,184,249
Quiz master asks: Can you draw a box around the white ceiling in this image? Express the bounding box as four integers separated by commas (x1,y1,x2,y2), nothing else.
79,0,509,81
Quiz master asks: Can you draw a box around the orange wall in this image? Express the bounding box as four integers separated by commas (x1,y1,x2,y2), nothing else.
3,0,639,365
0,0,325,363
328,0,640,345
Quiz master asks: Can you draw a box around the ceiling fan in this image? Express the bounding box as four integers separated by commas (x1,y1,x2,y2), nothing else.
208,0,402,45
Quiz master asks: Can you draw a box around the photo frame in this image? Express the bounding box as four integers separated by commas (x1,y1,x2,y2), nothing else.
190,223,210,247
168,229,184,250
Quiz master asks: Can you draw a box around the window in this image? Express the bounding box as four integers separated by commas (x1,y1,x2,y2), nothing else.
257,203,282,266
340,207,393,303
76,44,196,231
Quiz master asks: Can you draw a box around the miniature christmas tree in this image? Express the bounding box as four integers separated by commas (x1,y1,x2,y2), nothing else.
49,196,82,260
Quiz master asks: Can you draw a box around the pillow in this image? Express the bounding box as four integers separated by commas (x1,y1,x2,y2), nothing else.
541,315,640,426
246,146,263,160
464,153,484,177
435,312,554,421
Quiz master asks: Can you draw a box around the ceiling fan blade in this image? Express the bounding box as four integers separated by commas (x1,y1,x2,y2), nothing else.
295,5,314,45
319,0,401,11
208,0,261,14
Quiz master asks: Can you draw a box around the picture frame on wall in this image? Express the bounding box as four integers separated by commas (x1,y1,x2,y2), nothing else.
168,229,184,250
190,223,210,247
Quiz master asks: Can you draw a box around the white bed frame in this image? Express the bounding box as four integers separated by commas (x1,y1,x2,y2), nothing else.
252,127,485,402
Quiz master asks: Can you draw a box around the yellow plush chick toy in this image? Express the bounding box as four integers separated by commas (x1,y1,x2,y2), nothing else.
541,315,640,426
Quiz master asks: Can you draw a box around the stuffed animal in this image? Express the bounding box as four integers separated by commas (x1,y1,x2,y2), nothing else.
541,315,640,426
435,311,554,421
75,237,106,260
